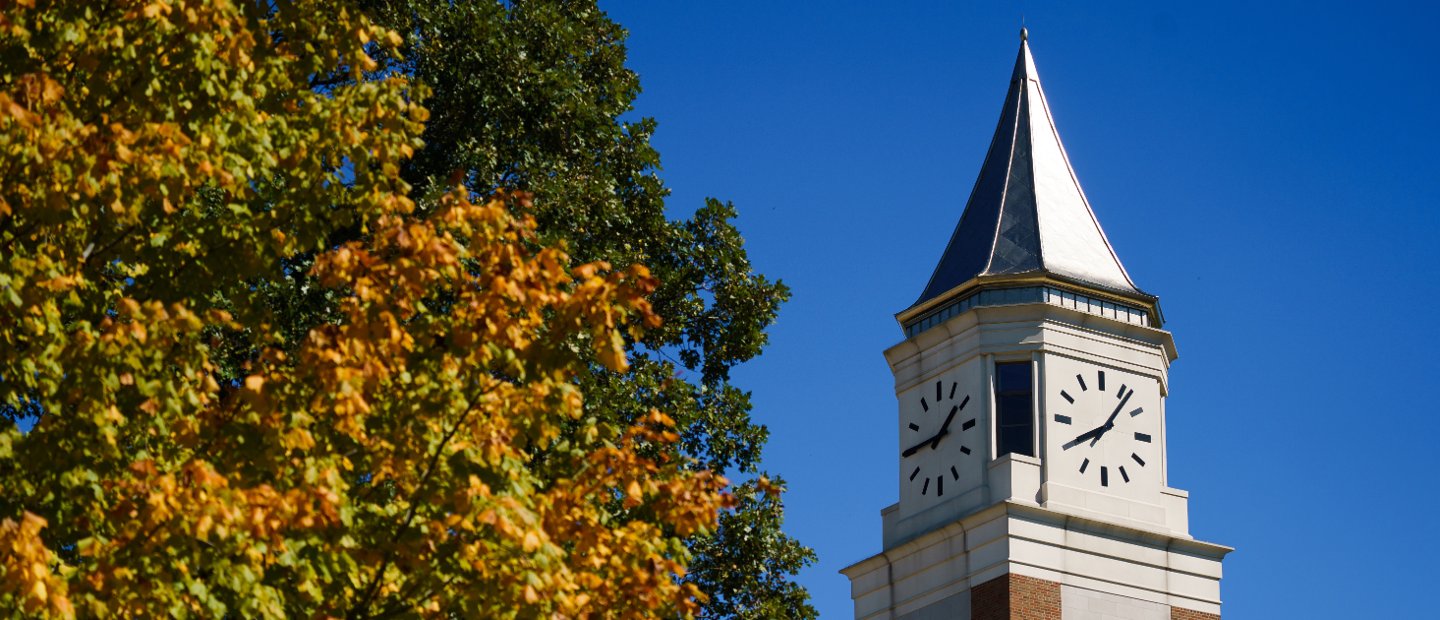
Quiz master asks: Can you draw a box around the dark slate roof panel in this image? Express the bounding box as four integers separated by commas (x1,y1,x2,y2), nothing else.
913,34,1142,308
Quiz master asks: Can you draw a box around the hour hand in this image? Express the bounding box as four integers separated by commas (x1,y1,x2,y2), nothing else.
902,429,948,457
1063,426,1106,450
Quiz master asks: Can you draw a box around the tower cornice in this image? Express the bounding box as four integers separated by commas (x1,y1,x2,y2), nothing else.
897,273,1165,341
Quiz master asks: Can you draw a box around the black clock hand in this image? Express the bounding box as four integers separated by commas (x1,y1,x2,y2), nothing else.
1064,390,1135,450
1089,390,1135,445
930,405,959,448
902,404,962,457
1063,426,1106,450
902,429,948,457
1102,390,1133,429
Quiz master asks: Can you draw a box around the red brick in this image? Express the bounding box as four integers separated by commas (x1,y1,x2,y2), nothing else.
970,573,1061,620
971,573,1220,619
1171,607,1220,620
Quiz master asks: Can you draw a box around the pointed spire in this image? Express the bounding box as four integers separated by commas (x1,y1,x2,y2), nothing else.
913,35,1142,308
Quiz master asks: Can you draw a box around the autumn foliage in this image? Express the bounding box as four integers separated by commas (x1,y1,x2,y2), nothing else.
0,0,728,617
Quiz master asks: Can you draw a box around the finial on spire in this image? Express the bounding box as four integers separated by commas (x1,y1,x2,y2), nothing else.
1020,26,1028,42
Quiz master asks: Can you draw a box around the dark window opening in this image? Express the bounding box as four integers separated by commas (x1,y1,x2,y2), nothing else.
995,361,1034,457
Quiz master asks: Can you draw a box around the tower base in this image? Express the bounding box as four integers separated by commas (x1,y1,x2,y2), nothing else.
841,502,1229,619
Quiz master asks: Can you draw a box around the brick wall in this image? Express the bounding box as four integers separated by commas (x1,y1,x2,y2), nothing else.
1170,607,1220,620
971,572,1219,619
971,575,1009,620
971,573,1061,620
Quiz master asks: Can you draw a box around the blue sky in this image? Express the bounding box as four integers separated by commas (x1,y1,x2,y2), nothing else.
603,1,1440,617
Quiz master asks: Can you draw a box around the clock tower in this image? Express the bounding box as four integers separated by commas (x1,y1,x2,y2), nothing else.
842,31,1231,619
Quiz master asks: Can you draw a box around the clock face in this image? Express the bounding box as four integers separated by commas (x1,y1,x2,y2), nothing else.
900,378,978,498
1051,366,1156,489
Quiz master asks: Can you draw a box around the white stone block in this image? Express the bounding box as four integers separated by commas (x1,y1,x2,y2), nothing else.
1062,584,1168,620
851,565,890,598
854,587,892,619
1166,548,1224,579
896,590,970,620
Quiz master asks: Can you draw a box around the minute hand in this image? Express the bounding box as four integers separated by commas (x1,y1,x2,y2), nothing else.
1064,390,1134,450
1090,390,1135,445
930,405,959,449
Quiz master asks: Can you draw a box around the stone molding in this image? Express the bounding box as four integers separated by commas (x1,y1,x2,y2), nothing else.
842,502,1229,619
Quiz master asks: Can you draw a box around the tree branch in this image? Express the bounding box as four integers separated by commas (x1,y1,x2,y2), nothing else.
347,381,496,619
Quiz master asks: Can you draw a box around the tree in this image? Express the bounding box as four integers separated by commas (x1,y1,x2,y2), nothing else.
351,2,818,615
0,1,728,616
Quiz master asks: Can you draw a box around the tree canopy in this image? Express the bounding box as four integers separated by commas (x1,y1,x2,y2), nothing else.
359,3,816,615
0,1,745,616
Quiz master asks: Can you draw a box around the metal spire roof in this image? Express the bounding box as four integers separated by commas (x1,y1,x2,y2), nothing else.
913,30,1143,308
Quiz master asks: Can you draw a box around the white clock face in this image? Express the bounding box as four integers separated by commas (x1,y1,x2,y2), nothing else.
1048,363,1159,493
899,376,981,503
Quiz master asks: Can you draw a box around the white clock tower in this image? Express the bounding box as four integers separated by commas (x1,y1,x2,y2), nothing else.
842,31,1231,620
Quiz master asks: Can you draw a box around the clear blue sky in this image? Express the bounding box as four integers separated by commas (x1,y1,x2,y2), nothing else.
603,1,1440,618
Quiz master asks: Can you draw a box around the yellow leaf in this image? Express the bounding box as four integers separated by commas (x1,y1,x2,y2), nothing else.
596,328,629,372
